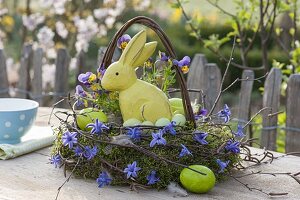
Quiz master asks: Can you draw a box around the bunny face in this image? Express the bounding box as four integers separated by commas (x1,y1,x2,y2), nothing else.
101,30,158,92
101,62,137,91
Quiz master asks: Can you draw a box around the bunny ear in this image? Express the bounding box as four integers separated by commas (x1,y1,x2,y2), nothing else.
119,30,146,66
131,41,157,68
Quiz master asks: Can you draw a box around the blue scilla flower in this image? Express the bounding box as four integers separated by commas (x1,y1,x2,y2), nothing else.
225,140,240,153
233,125,245,138
50,154,61,168
117,34,131,50
217,104,231,123
62,131,78,149
126,127,141,141
74,146,83,157
179,144,192,158
150,130,167,147
83,146,98,160
194,108,208,120
163,121,176,135
96,172,112,188
86,119,109,135
146,170,160,185
216,159,230,173
194,131,208,145
123,161,141,179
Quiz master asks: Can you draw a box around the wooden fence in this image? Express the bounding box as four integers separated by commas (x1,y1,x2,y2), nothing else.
0,44,299,153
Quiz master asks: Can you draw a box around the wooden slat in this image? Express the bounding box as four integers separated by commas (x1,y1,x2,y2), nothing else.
199,63,222,112
16,44,33,98
0,49,10,97
31,48,43,104
54,48,70,108
187,54,207,103
75,50,85,85
286,74,300,153
237,70,254,137
261,68,282,151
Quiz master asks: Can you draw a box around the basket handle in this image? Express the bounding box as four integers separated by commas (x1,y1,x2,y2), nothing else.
100,16,195,125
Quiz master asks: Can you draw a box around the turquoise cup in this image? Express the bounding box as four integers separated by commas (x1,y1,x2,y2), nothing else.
0,98,39,144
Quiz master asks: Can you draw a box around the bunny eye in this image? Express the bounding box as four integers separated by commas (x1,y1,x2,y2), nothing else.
115,72,119,76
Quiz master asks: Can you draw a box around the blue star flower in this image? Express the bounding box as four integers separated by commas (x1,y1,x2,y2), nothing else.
62,131,78,149
233,125,245,138
86,119,109,135
96,172,112,188
194,131,208,145
194,108,208,120
83,146,98,160
216,159,230,173
74,146,83,156
126,127,141,141
49,154,61,168
179,144,192,158
217,104,231,123
123,161,141,179
146,170,160,185
225,140,240,153
150,130,167,147
163,121,176,135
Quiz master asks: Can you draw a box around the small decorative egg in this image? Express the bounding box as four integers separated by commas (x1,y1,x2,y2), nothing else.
123,118,141,127
76,108,108,130
172,114,186,126
180,165,216,193
141,121,154,126
155,118,171,127
169,98,185,115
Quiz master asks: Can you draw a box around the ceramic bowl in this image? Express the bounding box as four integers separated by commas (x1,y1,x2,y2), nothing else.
0,98,39,144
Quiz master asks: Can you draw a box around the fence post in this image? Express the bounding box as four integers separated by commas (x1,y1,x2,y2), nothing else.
200,63,222,113
237,70,254,137
0,49,10,98
75,50,85,85
54,48,70,108
187,54,207,103
286,74,300,153
16,44,33,98
261,68,282,151
31,48,43,104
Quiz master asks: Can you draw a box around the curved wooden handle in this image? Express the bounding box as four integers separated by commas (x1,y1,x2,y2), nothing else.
100,16,195,125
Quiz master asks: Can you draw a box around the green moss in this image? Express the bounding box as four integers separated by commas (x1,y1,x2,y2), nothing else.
53,123,240,189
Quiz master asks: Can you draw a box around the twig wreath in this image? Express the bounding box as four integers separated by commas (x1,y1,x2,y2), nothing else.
50,16,299,199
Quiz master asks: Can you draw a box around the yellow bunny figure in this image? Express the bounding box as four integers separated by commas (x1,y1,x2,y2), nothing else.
101,30,172,123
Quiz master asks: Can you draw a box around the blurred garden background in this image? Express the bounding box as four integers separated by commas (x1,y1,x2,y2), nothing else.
0,0,300,152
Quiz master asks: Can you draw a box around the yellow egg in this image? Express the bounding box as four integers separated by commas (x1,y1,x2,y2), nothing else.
76,108,107,130
172,114,186,126
180,165,216,193
123,118,141,127
155,118,171,126
141,121,154,126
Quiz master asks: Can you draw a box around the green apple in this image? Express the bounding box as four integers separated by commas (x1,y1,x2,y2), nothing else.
169,98,184,115
172,114,186,126
155,118,171,126
76,108,107,130
123,118,141,127
180,165,216,193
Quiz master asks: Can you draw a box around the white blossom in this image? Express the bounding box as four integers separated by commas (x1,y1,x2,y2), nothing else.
55,21,68,38
22,13,45,31
74,16,99,52
42,63,56,89
39,0,67,15
134,0,151,11
93,8,109,19
0,8,8,16
105,16,116,28
37,26,55,48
